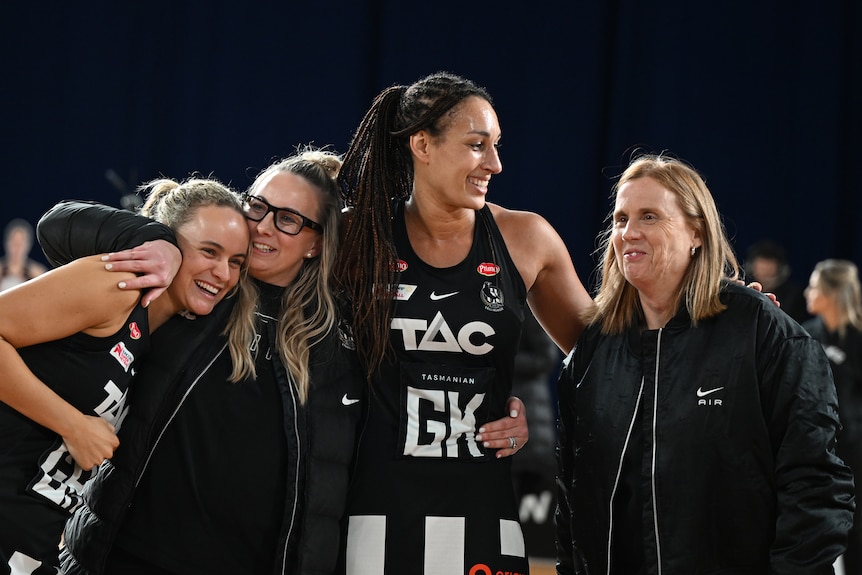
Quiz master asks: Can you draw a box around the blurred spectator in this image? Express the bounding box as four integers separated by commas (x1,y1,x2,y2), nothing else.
0,219,46,291
804,259,862,575
512,307,560,498
744,239,810,324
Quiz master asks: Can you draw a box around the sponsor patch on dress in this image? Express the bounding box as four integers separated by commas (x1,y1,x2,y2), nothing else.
480,281,504,312
110,341,134,372
128,321,142,339
395,284,417,301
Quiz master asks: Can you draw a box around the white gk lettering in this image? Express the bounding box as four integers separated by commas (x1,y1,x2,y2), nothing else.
391,312,495,355
30,378,130,513
404,387,485,458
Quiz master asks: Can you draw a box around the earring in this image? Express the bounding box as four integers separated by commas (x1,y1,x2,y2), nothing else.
690,246,696,257
305,252,313,258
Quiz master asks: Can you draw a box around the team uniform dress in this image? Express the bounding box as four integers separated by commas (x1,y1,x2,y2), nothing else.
0,304,149,575
342,204,529,575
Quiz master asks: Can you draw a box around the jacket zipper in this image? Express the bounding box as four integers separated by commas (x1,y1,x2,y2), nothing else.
651,329,663,575
133,342,228,490
604,327,664,575
278,370,302,574
606,375,647,575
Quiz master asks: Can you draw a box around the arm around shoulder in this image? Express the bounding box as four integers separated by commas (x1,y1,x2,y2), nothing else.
37,200,176,267
491,206,592,353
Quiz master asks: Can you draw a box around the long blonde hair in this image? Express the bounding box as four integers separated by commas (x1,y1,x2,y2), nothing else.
246,147,342,403
589,154,739,335
138,177,256,382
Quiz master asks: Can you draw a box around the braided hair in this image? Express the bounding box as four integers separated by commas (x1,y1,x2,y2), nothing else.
335,72,493,380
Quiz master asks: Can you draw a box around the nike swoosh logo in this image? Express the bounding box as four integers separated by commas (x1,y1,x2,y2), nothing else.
696,386,724,397
341,394,360,406
430,291,459,301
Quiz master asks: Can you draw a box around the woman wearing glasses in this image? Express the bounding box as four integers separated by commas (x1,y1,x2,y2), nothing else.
40,148,364,575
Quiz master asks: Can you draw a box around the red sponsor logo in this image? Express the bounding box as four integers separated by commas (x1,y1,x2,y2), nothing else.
110,341,134,372
392,259,408,272
468,565,525,575
128,322,142,340
477,262,500,277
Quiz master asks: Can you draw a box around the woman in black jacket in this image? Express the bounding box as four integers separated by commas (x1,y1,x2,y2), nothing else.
556,154,853,574
41,148,364,575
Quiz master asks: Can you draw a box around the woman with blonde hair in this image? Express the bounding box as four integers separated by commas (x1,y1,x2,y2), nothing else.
804,259,862,574
40,147,363,575
556,153,853,574
1,177,249,575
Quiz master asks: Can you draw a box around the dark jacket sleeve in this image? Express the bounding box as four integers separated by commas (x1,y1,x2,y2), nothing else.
36,200,176,267
555,351,577,575
763,320,855,573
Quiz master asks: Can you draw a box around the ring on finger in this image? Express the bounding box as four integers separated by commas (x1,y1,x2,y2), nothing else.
509,436,517,449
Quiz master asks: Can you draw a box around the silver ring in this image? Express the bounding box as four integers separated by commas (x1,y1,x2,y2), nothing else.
509,437,517,449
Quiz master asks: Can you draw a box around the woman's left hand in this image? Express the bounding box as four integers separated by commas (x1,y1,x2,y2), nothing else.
475,396,529,459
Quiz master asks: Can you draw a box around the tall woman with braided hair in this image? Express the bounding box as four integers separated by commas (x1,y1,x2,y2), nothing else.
334,72,593,575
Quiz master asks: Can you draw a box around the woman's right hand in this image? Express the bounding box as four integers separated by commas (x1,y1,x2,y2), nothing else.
101,239,182,307
63,415,119,471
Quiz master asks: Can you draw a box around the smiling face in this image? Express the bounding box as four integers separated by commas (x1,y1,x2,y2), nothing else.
246,171,323,287
168,205,249,315
612,176,701,302
413,96,502,211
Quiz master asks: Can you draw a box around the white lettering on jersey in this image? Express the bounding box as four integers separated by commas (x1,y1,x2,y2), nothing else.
29,379,130,513
392,312,495,355
93,379,130,428
404,387,484,458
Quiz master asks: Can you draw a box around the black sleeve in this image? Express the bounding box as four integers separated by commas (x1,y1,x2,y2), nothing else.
554,352,577,575
36,200,176,267
555,325,601,575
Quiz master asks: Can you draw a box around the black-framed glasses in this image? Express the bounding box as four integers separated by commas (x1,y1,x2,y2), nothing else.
242,195,323,235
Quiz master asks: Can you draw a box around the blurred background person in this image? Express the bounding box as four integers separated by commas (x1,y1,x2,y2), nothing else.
804,259,862,575
511,308,559,498
744,239,810,324
512,308,560,563
0,219,46,292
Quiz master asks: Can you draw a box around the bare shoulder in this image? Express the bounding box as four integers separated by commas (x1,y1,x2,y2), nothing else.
28,260,48,275
486,202,558,245
485,203,568,292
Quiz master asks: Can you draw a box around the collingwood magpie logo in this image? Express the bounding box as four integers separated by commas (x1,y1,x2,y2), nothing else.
480,281,504,312
338,319,356,350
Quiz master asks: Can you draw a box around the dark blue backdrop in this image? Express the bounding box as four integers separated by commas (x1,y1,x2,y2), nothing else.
3,1,860,292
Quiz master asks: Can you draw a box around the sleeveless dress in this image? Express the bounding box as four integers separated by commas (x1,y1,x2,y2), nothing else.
0,303,150,574
343,204,529,575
